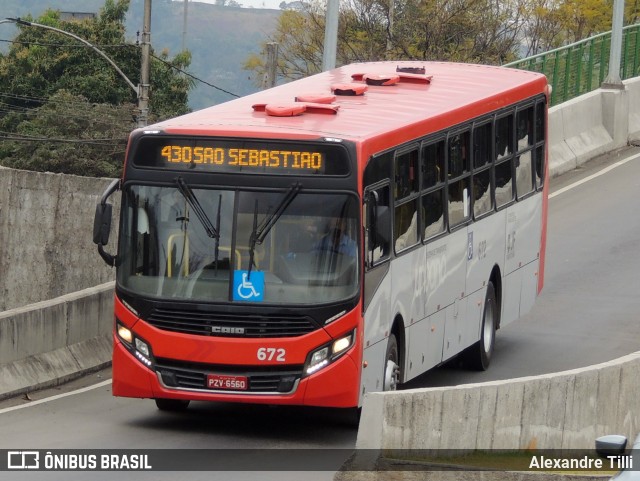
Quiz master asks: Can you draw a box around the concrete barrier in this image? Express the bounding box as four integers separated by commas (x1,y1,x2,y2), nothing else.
356,351,640,450
0,282,114,400
547,77,639,178
626,77,640,141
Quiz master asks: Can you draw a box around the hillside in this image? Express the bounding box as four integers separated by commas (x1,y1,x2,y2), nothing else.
0,0,280,110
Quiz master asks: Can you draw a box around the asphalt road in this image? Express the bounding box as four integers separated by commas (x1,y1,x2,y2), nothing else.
2,147,640,480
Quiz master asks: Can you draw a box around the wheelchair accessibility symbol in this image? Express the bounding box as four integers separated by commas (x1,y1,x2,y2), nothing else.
233,270,265,302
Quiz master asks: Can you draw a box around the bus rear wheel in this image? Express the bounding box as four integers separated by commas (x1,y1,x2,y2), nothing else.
155,398,190,412
383,333,401,391
465,282,496,371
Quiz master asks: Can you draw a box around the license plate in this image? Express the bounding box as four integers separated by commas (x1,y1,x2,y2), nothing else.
206,374,248,391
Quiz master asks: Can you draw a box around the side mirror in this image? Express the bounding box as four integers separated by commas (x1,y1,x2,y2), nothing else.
93,203,112,245
93,179,120,267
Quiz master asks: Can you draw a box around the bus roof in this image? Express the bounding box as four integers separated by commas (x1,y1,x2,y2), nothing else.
145,61,548,144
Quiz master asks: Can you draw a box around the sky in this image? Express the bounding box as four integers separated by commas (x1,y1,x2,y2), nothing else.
181,0,284,10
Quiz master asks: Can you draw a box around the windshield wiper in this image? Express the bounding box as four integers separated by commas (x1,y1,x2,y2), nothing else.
247,182,302,277
213,193,222,275
175,177,220,240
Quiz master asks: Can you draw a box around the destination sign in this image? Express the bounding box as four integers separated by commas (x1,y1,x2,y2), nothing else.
132,137,350,176
161,145,323,170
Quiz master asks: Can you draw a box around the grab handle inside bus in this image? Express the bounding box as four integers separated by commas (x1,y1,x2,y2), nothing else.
93,178,120,267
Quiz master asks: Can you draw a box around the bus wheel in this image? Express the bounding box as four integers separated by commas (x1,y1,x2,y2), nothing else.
383,333,401,391
465,282,496,371
155,398,190,412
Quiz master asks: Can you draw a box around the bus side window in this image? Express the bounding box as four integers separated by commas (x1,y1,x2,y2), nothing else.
495,114,513,159
516,106,535,198
495,114,514,207
447,130,471,226
421,139,446,239
534,101,546,189
394,148,419,252
472,122,494,217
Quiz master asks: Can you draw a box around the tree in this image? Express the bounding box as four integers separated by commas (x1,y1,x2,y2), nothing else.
245,0,526,83
245,0,633,84
0,0,194,176
556,0,612,42
519,0,567,55
0,90,131,177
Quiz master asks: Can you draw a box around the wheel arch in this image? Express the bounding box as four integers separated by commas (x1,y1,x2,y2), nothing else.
390,314,406,383
489,264,503,330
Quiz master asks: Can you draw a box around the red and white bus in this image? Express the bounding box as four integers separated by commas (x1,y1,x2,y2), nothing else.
93,61,549,412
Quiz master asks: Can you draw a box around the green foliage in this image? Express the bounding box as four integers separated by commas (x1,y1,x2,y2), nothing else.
0,0,193,177
246,0,525,83
246,0,640,83
0,90,131,177
149,49,194,122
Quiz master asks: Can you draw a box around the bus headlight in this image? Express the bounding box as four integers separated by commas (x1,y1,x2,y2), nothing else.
305,330,355,376
117,323,133,344
332,334,352,355
116,320,154,368
135,338,150,357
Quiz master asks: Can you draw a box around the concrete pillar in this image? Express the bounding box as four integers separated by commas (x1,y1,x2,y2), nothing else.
601,87,629,148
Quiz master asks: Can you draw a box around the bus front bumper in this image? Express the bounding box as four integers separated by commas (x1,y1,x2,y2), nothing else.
111,337,360,408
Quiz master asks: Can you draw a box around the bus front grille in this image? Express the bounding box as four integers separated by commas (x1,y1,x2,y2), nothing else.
146,308,317,338
155,358,303,394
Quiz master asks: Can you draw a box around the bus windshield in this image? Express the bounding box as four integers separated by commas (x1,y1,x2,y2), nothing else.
117,184,360,305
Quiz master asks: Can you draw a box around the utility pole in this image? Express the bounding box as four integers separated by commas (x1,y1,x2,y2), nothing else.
139,0,152,127
322,0,339,71
262,42,279,89
182,0,189,52
603,0,625,88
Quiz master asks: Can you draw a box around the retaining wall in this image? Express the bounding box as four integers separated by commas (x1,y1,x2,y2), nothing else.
0,167,117,312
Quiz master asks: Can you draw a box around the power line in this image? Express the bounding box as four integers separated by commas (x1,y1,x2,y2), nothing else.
149,51,240,98
0,130,127,146
0,95,137,128
0,38,134,48
0,92,121,107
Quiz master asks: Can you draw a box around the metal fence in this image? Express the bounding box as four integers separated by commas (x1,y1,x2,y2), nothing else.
504,23,640,106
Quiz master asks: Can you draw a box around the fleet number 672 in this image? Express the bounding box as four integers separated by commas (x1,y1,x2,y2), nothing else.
257,347,286,362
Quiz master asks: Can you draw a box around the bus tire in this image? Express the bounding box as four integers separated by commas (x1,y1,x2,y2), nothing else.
465,282,496,371
155,398,190,412
383,333,401,391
